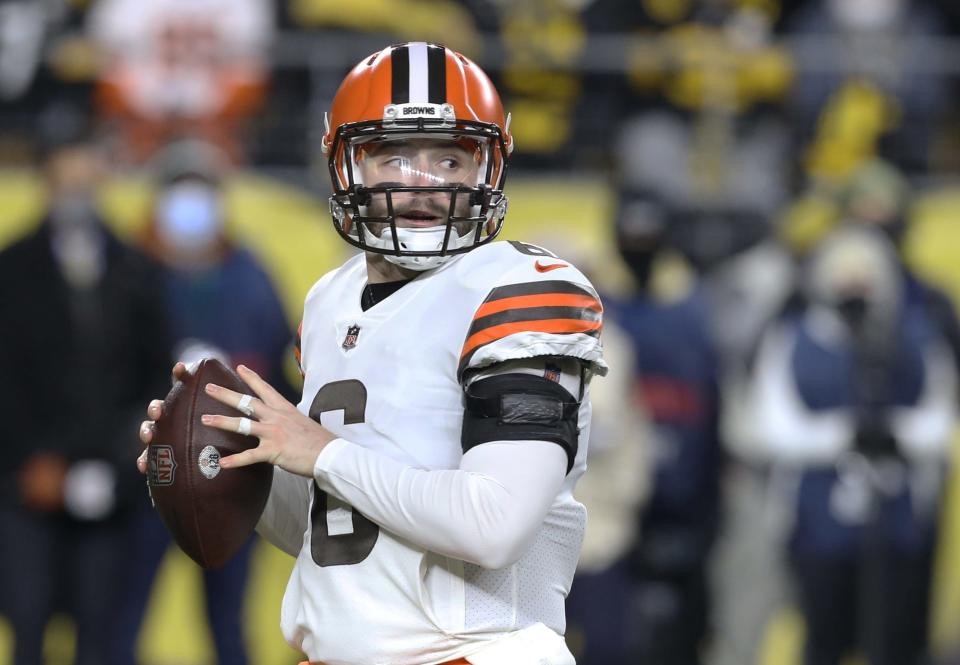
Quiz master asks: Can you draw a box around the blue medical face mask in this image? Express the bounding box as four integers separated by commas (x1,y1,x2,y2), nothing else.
155,182,223,252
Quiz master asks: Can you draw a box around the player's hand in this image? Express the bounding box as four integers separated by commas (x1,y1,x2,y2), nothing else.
136,362,190,475
19,452,68,511
200,364,337,478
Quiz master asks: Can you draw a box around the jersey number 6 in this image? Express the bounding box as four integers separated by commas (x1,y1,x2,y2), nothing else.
307,380,380,566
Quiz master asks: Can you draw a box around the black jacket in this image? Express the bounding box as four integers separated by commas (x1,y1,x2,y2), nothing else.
0,218,172,518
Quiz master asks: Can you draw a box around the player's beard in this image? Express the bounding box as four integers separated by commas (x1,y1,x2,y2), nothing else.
361,189,475,241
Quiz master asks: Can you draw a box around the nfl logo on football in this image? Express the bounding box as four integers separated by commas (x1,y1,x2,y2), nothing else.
342,324,361,350
149,446,177,486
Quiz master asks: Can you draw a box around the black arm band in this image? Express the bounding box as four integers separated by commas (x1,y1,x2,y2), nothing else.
461,373,580,474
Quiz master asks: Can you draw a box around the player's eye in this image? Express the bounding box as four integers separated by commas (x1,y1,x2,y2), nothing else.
376,156,408,171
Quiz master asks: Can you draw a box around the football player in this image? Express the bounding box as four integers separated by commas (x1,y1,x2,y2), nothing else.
138,42,606,665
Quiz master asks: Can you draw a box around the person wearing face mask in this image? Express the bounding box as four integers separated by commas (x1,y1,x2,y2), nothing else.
743,226,957,665
842,160,960,384
0,104,172,665
593,189,723,665
109,138,293,665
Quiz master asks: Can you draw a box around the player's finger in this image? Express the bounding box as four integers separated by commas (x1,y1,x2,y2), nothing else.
171,361,190,385
147,399,164,421
203,383,267,418
139,420,155,445
136,448,148,474
237,364,288,409
200,414,262,438
219,447,268,469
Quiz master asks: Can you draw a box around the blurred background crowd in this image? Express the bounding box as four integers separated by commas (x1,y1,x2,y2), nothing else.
1,0,960,664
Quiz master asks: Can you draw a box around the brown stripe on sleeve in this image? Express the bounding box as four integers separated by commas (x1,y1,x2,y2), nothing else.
482,280,599,303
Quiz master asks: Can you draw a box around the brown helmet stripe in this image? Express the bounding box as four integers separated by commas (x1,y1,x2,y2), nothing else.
390,44,410,104
427,44,447,104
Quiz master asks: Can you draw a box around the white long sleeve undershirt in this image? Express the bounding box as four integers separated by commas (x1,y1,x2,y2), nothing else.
312,438,567,570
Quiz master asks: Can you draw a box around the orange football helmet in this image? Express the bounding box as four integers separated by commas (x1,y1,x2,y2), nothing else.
323,42,513,270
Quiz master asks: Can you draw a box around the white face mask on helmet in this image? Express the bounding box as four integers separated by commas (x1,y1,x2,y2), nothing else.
365,225,477,270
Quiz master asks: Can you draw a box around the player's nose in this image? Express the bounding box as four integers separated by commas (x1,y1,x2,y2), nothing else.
407,168,437,187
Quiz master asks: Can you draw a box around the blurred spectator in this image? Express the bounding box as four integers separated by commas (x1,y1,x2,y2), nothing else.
600,10,798,656
600,189,724,665
287,0,481,55
564,315,650,663
788,0,951,176
0,0,46,102
564,259,651,663
605,0,793,203
783,158,960,375
0,104,171,665
842,160,960,377
88,0,274,163
745,226,957,665
707,225,797,665
484,0,589,169
0,0,100,161
109,138,292,665
605,1,794,336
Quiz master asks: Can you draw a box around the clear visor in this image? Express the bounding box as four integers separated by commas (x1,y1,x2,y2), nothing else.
349,134,489,189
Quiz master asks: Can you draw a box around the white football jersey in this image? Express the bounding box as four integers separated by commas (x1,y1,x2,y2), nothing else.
280,240,606,665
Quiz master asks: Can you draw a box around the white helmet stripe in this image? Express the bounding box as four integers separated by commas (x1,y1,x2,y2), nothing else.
407,42,429,104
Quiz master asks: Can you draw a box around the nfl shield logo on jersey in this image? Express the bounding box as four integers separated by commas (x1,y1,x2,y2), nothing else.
342,324,361,350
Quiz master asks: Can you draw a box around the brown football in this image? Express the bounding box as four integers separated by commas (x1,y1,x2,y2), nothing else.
147,358,272,569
